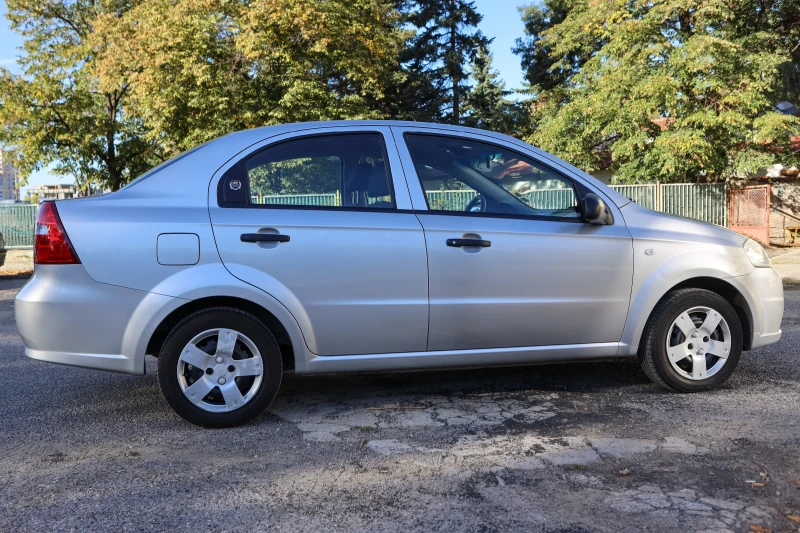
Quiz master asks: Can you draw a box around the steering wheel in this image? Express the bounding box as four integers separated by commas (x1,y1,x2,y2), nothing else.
465,195,486,213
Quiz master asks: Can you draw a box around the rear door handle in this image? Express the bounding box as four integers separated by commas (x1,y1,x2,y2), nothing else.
241,233,290,243
446,238,491,248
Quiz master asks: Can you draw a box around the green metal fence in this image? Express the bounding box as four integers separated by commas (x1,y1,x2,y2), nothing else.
610,184,658,211
0,205,38,248
658,183,727,227
426,189,577,211
0,182,729,248
252,192,341,206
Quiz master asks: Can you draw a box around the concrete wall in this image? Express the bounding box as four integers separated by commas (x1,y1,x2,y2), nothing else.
769,180,800,245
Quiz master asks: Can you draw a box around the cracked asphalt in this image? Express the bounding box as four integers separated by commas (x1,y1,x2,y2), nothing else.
1,277,799,532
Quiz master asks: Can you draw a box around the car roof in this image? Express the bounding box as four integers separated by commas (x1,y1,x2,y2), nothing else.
221,120,521,146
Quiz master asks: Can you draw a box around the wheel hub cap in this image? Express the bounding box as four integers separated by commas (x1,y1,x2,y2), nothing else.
177,328,265,413
666,306,731,381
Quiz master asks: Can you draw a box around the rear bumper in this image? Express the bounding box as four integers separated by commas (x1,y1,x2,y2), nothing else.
15,265,177,374
24,347,132,373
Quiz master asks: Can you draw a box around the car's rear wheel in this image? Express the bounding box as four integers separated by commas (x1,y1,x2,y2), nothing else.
158,307,282,427
639,288,742,392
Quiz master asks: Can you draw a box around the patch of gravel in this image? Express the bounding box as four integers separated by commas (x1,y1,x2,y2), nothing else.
0,248,32,276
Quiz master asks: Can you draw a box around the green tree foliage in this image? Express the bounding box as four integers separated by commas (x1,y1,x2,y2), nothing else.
527,0,800,183
464,46,506,128
743,0,799,106
0,0,158,191
399,0,490,124
93,0,406,154
463,45,527,135
1,0,406,189
513,0,583,92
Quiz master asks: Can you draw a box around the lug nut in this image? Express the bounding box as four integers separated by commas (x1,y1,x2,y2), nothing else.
216,356,224,363
691,332,698,338
697,349,705,355
218,377,226,385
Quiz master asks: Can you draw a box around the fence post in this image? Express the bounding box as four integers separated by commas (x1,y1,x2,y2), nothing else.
655,180,662,212
723,183,728,228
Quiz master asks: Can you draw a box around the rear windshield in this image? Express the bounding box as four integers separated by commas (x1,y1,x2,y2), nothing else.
122,140,215,190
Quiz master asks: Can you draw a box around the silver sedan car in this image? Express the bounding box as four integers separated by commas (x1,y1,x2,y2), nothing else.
15,121,784,427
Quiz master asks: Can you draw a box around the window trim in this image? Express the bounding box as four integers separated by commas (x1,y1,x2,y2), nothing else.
402,132,590,223
217,131,399,212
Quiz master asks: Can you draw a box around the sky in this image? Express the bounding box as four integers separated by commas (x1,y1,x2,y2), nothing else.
0,0,530,195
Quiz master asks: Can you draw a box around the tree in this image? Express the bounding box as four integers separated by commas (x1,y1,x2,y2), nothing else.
513,0,582,92
400,0,489,124
91,0,406,154
0,0,159,192
1,0,406,189
528,0,800,183
463,45,521,133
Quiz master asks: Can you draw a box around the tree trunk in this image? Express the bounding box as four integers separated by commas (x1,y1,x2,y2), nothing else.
450,24,459,125
106,93,120,191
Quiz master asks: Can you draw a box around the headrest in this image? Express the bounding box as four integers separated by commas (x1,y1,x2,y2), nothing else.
349,162,373,191
367,163,391,198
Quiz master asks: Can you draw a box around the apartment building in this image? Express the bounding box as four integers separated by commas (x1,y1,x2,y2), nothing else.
0,150,20,203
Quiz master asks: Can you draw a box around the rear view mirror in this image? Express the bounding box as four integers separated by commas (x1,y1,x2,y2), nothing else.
583,193,614,225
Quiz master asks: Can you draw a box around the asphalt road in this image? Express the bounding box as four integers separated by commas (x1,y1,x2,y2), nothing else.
1,278,799,533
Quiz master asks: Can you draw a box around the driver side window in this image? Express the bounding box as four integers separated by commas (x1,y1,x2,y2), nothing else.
404,134,580,219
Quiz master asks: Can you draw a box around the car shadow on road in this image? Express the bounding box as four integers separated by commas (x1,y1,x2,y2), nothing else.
278,359,652,399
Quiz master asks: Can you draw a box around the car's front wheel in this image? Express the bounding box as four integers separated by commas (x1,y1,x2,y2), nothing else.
639,288,742,392
158,307,282,427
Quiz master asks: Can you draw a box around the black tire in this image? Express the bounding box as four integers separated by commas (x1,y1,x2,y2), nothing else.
158,307,282,428
639,288,742,392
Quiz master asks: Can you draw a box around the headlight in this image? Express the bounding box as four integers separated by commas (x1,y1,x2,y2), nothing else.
743,239,771,268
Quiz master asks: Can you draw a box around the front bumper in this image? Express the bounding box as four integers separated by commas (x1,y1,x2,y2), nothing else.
732,267,783,350
15,264,176,374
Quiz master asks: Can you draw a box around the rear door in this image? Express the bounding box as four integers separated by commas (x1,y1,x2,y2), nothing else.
393,127,634,352
209,126,429,356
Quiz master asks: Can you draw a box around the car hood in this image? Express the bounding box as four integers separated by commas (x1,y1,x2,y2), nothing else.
620,201,747,248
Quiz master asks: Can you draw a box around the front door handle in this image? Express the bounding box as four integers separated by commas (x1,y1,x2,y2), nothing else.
241,233,290,243
446,238,491,248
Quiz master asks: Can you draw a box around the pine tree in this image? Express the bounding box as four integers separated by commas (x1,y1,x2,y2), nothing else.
463,46,508,131
513,0,595,92
400,0,489,124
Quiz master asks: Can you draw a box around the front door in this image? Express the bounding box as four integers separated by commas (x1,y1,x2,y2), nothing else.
209,128,429,356
395,129,634,351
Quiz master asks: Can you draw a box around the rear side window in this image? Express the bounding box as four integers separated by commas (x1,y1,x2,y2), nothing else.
219,133,395,209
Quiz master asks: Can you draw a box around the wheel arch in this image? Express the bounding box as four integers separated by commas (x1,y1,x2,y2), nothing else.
626,276,754,356
146,296,296,371
668,277,753,350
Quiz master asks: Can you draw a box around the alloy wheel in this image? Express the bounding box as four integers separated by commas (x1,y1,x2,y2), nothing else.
665,306,732,380
176,328,264,413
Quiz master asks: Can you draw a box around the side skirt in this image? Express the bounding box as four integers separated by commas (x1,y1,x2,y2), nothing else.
298,342,631,375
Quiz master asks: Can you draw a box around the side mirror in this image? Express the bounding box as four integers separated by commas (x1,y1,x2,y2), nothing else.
582,193,614,225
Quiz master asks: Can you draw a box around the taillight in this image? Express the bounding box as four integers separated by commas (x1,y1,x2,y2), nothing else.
34,201,80,264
